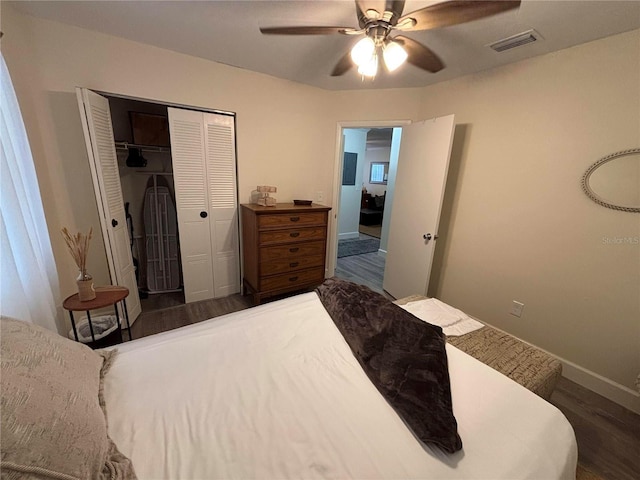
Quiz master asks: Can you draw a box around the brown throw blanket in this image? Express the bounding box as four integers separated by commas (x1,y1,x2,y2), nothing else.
316,278,462,454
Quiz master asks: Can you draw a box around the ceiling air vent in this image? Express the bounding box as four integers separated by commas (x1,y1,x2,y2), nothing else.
488,29,542,53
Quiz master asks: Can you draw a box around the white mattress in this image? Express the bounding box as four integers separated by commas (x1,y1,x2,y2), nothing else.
103,293,577,479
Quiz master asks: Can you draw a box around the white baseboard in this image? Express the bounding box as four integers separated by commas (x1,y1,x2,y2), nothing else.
377,249,387,258
474,319,640,414
338,232,360,240
559,358,640,414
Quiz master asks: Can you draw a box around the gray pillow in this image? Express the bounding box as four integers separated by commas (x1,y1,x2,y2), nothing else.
0,317,136,479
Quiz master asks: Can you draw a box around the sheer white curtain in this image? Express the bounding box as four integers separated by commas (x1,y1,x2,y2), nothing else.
0,53,60,331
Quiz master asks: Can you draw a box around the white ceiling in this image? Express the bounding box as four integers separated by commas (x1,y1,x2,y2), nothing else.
10,0,640,91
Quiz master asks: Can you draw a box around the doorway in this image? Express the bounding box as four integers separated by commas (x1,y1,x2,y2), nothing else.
334,127,401,295
328,116,457,300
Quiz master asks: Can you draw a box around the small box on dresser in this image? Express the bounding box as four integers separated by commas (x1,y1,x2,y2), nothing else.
241,203,331,304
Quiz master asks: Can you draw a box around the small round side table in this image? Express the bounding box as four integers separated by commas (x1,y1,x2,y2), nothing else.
63,286,132,346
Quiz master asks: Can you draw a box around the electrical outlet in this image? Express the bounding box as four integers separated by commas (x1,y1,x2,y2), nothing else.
316,191,324,202
510,300,524,318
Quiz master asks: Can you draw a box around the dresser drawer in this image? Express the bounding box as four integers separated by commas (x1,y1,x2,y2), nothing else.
258,212,326,229
260,267,325,292
259,227,326,246
260,255,324,276
260,241,325,261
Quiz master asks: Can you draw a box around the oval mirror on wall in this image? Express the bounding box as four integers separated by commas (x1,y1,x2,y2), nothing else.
581,148,640,213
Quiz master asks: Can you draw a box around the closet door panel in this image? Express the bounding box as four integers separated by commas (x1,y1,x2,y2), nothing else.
204,113,240,297
77,88,141,322
168,107,215,303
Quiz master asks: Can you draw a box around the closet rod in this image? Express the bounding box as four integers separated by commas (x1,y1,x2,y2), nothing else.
115,141,170,153
135,171,173,176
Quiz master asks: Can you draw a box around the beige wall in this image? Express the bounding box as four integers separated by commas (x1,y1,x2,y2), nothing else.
3,3,638,403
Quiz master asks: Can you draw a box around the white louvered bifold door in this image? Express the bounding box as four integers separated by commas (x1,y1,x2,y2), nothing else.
76,88,141,321
204,113,240,297
168,107,215,303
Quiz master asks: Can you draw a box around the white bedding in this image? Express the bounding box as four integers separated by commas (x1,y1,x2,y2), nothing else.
104,292,577,479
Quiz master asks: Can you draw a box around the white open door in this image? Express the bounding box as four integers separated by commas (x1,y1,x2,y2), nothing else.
383,114,456,299
168,108,240,302
76,88,142,322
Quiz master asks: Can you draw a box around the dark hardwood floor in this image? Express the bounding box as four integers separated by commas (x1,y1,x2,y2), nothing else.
335,249,389,296
128,252,639,480
130,292,253,339
139,290,185,313
550,377,640,480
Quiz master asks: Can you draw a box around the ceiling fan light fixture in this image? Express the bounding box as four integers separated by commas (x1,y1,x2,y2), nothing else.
383,41,408,72
357,53,378,77
260,0,524,79
350,36,375,67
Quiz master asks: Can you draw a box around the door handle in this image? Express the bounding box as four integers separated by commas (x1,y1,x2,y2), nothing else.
200,211,208,218
112,219,118,227
423,233,439,241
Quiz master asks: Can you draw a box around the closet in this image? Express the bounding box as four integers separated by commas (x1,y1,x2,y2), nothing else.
109,97,183,309
77,88,240,321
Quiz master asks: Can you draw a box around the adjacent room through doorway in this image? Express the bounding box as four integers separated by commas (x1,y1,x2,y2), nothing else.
331,115,456,300
335,127,399,295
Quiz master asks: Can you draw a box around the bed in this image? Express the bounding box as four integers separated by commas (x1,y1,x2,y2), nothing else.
1,280,577,480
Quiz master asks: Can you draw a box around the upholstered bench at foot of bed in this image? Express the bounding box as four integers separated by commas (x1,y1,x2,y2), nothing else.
394,296,562,401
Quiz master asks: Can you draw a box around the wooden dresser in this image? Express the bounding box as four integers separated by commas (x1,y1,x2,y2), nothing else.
241,203,331,304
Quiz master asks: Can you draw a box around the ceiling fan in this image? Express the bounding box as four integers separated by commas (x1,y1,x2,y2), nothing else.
260,0,521,78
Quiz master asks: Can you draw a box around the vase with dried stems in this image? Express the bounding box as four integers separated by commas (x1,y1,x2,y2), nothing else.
61,227,96,301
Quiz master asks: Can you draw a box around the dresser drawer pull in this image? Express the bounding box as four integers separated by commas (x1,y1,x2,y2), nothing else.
289,276,299,282
290,216,300,222
290,232,300,238
289,247,299,253
289,262,299,268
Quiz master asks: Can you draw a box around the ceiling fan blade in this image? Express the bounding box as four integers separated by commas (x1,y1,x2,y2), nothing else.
331,51,354,76
397,0,520,32
260,26,356,35
387,1,406,20
393,36,444,73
